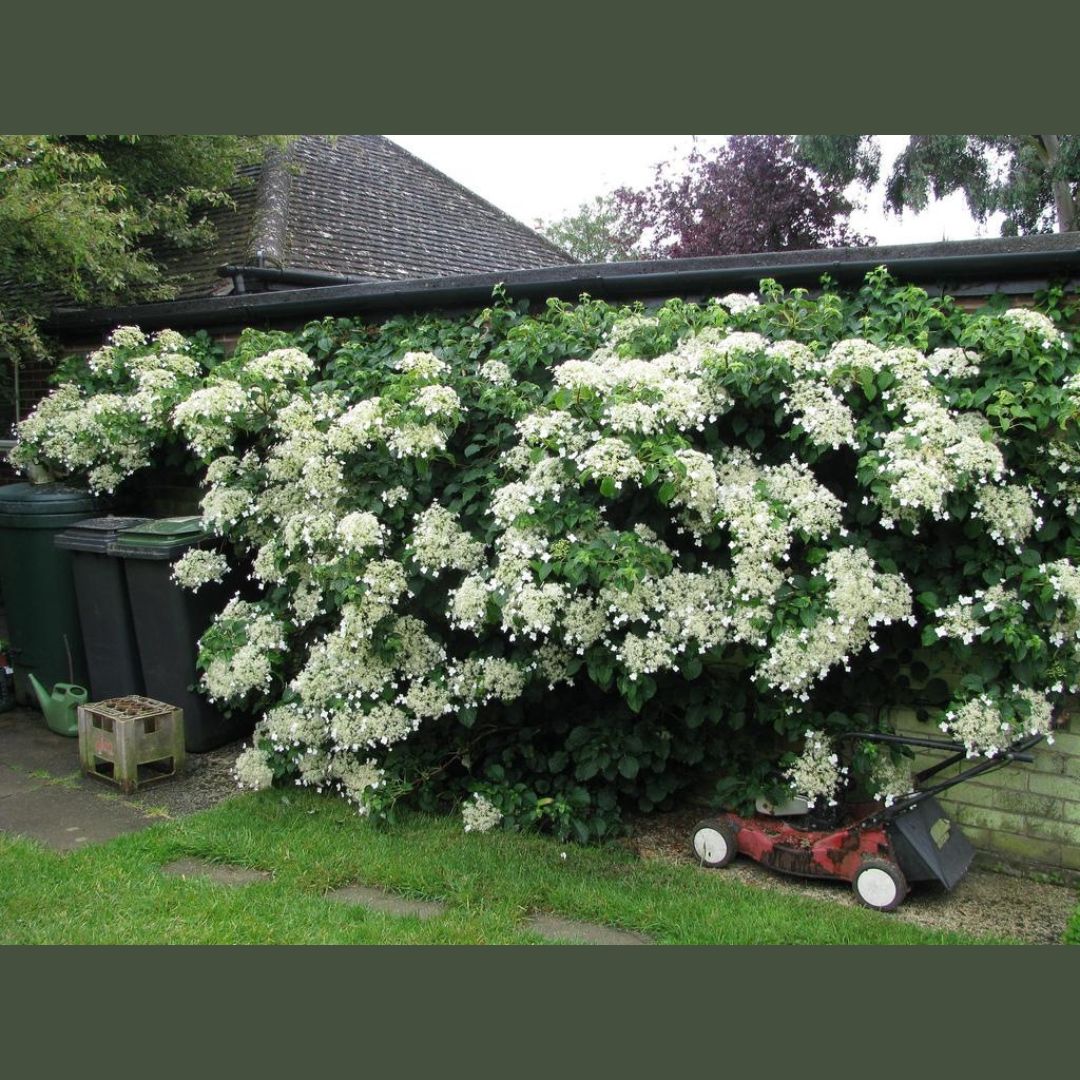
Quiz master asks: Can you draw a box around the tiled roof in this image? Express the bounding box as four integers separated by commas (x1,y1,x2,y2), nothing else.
278,136,575,280
167,135,574,298
152,165,262,299
2,136,575,309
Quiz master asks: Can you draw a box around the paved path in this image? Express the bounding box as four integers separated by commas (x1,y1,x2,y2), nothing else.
0,708,158,849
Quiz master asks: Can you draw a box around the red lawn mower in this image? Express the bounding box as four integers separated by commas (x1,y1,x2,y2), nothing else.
691,731,1046,911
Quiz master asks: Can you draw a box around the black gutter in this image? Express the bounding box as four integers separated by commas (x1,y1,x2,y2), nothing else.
47,235,1080,335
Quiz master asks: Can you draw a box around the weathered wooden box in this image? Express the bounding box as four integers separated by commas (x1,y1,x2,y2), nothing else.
78,696,185,794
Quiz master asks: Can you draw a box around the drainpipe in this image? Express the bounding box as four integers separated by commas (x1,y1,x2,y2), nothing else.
220,264,379,291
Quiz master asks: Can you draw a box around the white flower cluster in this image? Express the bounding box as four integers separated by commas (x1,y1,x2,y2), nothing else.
327,381,462,463
932,584,1028,645
200,599,287,704
202,485,255,534
607,312,659,346
234,746,275,791
462,792,504,833
448,656,528,707
554,337,732,437
576,437,644,489
336,511,387,554
11,337,203,492
413,384,461,420
1002,307,1070,349
171,549,229,591
783,730,848,809
153,329,189,352
479,359,513,386
387,423,448,459
941,688,1055,759
397,350,449,379
330,399,385,452
868,401,1004,524
757,549,912,698
410,504,485,574
926,348,981,380
972,484,1041,551
1046,560,1080,668
784,380,858,450
714,292,760,316
868,754,914,808
173,381,255,458
244,347,315,384
109,325,148,349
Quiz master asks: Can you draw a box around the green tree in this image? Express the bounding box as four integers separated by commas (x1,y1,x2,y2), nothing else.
537,195,637,263
797,135,1080,235
0,135,279,375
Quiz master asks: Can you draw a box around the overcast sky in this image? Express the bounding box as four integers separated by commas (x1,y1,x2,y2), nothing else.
388,135,1002,247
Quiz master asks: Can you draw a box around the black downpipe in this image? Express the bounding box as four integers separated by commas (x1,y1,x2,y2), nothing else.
220,265,380,289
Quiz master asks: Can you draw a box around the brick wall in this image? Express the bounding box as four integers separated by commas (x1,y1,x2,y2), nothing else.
891,706,1080,879
14,355,55,420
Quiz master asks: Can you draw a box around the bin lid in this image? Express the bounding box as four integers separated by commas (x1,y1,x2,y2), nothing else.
55,516,150,554
112,515,210,559
0,482,100,515
0,483,102,528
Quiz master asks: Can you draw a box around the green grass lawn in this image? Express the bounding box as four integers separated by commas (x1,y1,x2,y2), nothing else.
0,789,1027,944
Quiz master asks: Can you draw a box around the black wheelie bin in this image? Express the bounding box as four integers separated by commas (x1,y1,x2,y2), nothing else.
112,516,251,752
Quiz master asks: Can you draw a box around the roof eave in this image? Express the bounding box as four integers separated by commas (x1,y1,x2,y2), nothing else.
46,234,1080,336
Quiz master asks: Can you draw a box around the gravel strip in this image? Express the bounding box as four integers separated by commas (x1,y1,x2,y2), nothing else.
125,740,245,818
624,808,1078,944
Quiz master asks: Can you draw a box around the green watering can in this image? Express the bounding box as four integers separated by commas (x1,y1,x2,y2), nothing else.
27,674,87,737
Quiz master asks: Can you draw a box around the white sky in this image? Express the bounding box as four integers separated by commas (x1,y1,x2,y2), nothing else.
389,135,1002,247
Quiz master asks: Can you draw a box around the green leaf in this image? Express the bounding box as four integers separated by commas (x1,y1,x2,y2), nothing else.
681,656,703,679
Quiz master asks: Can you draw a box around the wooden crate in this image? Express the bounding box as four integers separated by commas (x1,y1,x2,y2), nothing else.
78,696,185,795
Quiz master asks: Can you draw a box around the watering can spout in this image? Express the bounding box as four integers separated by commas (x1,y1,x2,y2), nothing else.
27,673,52,713
27,673,87,737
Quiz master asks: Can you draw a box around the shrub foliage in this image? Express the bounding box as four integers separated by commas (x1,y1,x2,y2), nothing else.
12,272,1080,839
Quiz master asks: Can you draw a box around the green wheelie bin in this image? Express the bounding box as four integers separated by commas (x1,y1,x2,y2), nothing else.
0,483,102,705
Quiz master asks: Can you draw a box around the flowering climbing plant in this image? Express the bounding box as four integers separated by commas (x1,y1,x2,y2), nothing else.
11,270,1079,839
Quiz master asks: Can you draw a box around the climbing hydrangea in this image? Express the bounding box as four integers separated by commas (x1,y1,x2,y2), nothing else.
9,270,1078,840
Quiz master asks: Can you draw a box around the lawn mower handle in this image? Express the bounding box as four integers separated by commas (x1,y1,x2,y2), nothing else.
840,732,1037,761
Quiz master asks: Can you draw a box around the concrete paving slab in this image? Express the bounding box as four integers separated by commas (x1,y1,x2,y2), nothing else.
0,709,81,777
0,779,153,850
0,763,46,799
161,857,272,885
526,914,652,944
1,708,244,853
325,884,446,919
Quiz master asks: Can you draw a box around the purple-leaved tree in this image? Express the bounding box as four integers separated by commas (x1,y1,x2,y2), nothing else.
612,135,871,259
